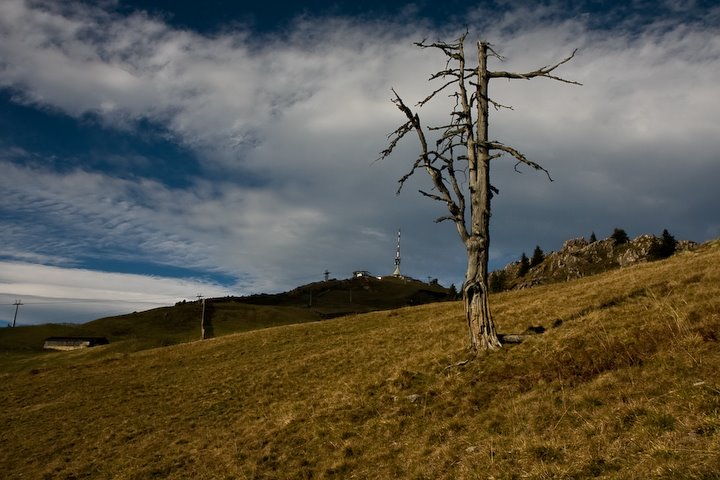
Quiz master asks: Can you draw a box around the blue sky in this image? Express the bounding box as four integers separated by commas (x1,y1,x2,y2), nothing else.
1,0,719,325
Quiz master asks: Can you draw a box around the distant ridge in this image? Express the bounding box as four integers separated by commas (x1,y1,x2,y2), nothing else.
222,274,453,318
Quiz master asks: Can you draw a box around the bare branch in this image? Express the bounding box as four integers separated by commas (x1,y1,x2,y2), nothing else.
415,32,468,57
487,141,554,181
431,151,454,165
396,155,426,194
419,189,448,203
439,139,467,158
417,78,460,106
384,89,465,216
485,43,506,61
429,69,461,81
469,81,513,111
435,128,466,141
428,123,462,133
376,119,413,163
447,165,466,219
488,97,514,111
419,190,464,226
489,49,582,85
415,42,464,62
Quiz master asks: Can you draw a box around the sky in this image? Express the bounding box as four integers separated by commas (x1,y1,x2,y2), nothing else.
1,0,719,326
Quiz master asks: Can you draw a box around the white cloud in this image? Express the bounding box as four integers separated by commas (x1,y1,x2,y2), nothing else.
0,160,335,292
0,261,228,325
0,0,719,322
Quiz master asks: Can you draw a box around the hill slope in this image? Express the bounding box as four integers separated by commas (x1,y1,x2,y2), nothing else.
0,274,451,359
0,301,322,361
0,241,718,479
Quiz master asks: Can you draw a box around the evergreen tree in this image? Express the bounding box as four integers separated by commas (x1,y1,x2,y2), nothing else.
589,231,597,243
489,271,507,293
610,228,629,245
648,229,677,260
661,228,677,255
518,252,530,277
448,283,459,299
530,245,544,267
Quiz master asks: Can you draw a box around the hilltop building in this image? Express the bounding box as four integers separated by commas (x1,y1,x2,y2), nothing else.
353,270,373,278
43,336,109,351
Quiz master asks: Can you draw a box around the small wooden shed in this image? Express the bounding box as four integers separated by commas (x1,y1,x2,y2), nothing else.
43,336,109,351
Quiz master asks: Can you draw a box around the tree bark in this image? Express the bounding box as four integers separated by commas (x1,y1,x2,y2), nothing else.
464,239,501,351
463,42,501,352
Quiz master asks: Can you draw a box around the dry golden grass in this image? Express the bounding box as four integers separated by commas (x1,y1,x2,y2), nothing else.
1,242,719,479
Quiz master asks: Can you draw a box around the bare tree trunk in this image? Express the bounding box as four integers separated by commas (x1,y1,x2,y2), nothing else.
464,239,501,351
463,42,501,352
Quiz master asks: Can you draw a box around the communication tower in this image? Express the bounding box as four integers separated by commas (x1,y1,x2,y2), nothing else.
392,229,402,277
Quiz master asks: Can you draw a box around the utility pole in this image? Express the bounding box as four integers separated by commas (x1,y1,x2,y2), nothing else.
12,300,23,327
201,298,207,340
197,294,206,340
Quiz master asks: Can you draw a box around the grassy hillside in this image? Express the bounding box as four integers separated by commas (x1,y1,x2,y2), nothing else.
0,275,450,364
0,301,321,365
0,241,718,478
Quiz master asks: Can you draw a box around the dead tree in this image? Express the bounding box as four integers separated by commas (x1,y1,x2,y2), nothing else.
379,34,579,353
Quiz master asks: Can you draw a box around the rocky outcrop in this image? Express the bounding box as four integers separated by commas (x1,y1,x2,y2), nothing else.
499,234,697,290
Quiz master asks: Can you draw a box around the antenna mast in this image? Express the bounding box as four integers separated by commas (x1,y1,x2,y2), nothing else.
392,229,402,277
